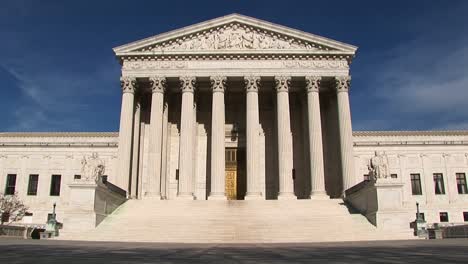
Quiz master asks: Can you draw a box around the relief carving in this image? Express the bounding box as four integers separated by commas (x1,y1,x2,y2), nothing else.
142,23,327,52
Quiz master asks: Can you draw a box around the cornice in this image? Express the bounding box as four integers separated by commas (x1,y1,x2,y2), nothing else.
0,132,119,138
353,130,468,137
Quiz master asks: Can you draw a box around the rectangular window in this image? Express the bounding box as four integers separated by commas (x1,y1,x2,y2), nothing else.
390,174,398,179
27,174,39,196
439,212,449,222
463,212,468,222
5,174,17,195
410,173,422,195
74,175,81,180
433,173,445,195
50,174,61,196
456,173,468,194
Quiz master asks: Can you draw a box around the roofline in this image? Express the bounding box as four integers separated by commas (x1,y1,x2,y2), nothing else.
353,130,468,137
113,13,358,55
0,132,119,138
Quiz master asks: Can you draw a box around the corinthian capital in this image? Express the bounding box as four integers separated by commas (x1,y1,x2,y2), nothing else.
120,76,137,94
179,76,196,93
244,76,261,93
274,76,291,93
149,76,166,94
305,76,321,93
210,76,227,93
335,76,351,93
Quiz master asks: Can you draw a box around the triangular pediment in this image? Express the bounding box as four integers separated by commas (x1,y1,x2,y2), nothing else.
114,14,357,56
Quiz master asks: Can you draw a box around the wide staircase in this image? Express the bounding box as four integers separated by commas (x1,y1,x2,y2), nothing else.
64,199,414,243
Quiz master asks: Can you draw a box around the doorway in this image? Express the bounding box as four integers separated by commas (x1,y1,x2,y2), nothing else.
225,148,246,200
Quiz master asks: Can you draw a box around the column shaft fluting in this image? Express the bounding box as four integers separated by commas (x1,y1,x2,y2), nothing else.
336,76,356,192
244,76,262,199
117,76,136,192
275,76,296,199
209,76,227,200
130,98,141,198
305,77,328,198
178,76,196,199
146,76,166,199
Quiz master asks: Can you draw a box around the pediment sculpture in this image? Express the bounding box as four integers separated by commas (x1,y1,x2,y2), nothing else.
80,152,106,182
368,151,390,180
141,23,328,52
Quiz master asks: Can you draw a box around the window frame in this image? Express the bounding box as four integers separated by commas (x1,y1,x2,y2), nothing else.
5,174,17,195
49,174,61,196
456,173,468,194
27,174,39,196
410,173,423,195
439,212,449,222
433,173,446,195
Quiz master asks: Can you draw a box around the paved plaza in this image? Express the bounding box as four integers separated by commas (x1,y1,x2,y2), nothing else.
1,238,468,263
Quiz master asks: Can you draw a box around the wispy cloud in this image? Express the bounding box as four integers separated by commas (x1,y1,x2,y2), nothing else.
353,4,468,131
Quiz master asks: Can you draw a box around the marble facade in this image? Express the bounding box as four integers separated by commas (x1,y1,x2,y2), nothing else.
1,14,468,238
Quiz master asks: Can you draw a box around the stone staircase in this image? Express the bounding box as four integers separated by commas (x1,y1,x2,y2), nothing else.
61,199,415,243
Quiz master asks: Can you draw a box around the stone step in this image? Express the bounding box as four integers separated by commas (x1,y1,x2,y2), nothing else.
60,199,415,242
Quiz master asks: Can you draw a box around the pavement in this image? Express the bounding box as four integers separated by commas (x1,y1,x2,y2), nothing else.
1,238,468,263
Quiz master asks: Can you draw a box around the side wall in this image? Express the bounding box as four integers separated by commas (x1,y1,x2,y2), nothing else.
352,132,468,225
0,133,118,225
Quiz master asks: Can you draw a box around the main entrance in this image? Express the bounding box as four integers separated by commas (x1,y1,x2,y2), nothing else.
225,148,246,200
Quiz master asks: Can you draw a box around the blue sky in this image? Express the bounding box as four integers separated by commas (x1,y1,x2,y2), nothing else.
1,0,467,132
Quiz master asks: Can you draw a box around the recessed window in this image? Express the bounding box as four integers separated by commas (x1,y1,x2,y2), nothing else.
74,175,81,180
433,173,446,195
5,174,17,195
50,175,61,196
463,212,468,222
390,174,398,179
27,174,39,196
25,212,33,216
439,212,449,222
411,173,422,195
456,173,468,194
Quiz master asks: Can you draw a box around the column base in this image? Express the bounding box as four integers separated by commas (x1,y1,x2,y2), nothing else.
309,192,330,200
208,193,227,200
278,192,297,200
175,193,195,200
245,193,263,200
144,193,162,200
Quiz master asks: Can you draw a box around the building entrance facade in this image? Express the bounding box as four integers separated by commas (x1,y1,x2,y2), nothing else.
113,14,357,201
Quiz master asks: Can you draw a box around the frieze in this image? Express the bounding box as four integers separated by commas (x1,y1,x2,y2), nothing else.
138,23,329,52
283,60,348,69
122,59,349,71
122,61,188,70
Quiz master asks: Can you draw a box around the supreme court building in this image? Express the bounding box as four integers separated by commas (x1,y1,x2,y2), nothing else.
2,14,468,242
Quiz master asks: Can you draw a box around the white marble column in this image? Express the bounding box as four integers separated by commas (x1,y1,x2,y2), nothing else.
177,76,196,199
130,97,141,198
275,76,296,200
305,76,328,199
244,76,262,199
335,76,356,193
209,76,227,200
117,76,136,192
146,76,166,199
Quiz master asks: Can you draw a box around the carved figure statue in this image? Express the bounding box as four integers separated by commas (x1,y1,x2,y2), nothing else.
80,152,106,182
368,151,390,179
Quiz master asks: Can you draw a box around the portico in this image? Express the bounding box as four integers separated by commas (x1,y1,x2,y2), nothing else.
114,14,357,200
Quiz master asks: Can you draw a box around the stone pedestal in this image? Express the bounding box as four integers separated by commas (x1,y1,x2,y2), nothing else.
345,179,409,231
